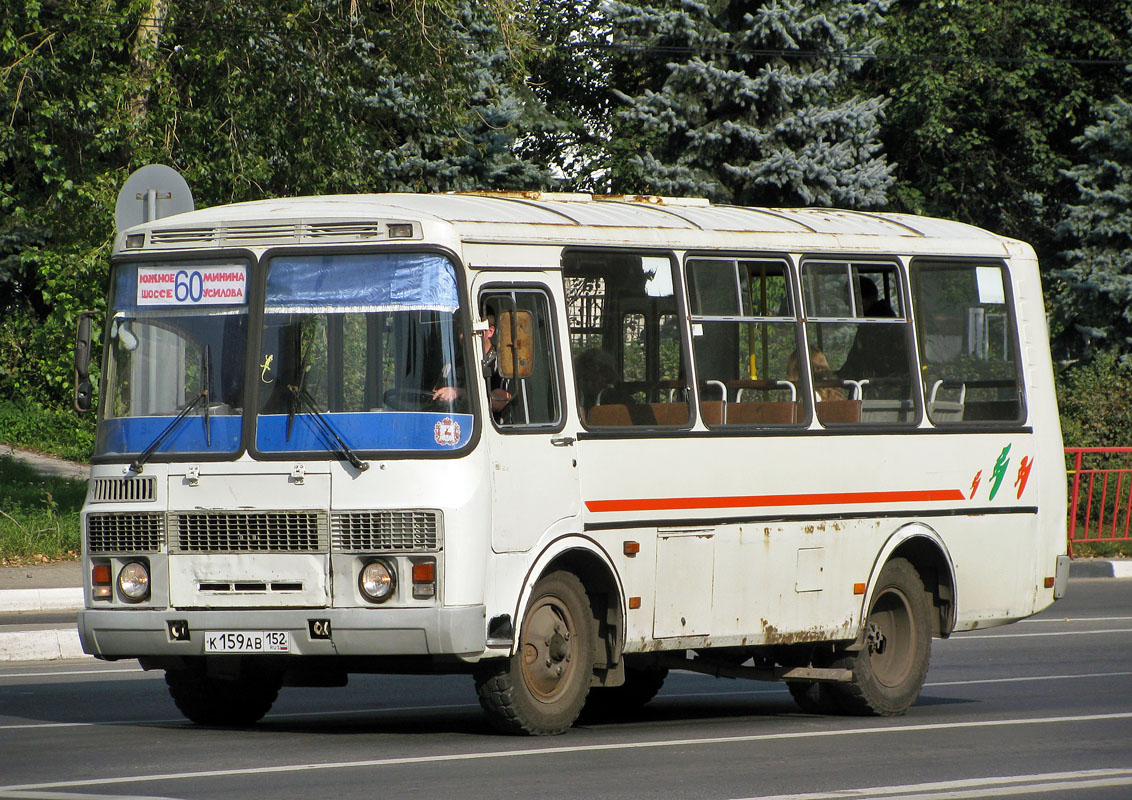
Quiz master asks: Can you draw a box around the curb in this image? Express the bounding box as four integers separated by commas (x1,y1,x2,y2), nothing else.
0,587,83,613
1068,559,1132,579
0,629,86,662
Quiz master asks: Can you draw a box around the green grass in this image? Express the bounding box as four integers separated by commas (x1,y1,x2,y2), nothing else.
0,456,85,565
0,398,95,463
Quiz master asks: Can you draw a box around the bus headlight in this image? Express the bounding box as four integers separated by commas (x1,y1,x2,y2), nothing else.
117,561,150,602
359,560,396,603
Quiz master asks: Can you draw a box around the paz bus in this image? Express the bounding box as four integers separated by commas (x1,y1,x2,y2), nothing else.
74,169,1069,734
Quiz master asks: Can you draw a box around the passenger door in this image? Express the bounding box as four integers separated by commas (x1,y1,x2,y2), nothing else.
476,283,580,553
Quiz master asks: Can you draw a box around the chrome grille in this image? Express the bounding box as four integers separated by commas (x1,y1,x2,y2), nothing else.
87,512,165,553
170,511,328,553
88,476,156,503
331,510,441,552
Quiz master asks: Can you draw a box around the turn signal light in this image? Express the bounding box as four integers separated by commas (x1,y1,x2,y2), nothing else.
92,564,112,599
412,560,436,599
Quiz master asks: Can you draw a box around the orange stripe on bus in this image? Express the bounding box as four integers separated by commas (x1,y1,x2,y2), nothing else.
584,488,967,513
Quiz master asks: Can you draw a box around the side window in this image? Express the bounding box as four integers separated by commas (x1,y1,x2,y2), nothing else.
686,258,805,426
564,251,690,428
801,261,919,425
478,289,562,429
912,261,1024,425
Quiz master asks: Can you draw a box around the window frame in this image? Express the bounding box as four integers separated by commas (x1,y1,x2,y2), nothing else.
909,257,1027,429
478,282,569,435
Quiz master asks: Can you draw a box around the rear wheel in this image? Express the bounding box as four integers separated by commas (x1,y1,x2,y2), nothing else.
475,571,595,735
165,662,282,726
787,680,842,715
829,557,932,716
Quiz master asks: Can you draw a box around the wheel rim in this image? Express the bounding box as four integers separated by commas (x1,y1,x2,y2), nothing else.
866,586,917,688
520,593,579,703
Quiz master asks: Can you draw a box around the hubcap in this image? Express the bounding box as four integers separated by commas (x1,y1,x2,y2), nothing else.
520,595,577,702
867,587,915,688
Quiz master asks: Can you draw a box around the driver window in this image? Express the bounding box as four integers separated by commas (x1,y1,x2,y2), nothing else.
478,289,562,429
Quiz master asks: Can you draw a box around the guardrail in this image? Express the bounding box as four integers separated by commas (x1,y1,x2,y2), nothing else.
1065,447,1132,557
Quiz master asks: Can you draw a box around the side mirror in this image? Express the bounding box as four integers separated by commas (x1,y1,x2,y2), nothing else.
73,311,97,412
496,310,534,380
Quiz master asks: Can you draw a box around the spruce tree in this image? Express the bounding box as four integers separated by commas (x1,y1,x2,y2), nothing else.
1053,97,1132,364
601,0,894,207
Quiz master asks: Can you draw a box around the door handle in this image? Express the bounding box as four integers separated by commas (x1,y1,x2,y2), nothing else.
550,436,575,447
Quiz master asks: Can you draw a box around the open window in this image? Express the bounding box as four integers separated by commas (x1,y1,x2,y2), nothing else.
478,289,562,429
564,251,689,428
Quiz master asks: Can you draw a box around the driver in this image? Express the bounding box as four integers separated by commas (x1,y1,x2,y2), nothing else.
432,315,511,416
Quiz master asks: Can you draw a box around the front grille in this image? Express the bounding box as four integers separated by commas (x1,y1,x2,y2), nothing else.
170,511,327,553
88,476,156,503
331,510,441,552
87,512,165,553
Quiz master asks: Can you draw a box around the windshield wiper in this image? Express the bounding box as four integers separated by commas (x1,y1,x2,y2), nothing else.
202,344,212,447
285,384,369,472
130,346,212,474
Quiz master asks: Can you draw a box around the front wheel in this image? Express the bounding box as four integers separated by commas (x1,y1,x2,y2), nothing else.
829,557,932,716
165,663,282,726
475,571,595,735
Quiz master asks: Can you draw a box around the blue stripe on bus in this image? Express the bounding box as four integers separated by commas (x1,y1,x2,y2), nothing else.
96,416,243,456
95,411,473,456
256,412,472,452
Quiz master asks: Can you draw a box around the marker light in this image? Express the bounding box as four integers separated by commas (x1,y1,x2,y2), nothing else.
117,561,150,602
92,564,112,599
360,560,396,603
411,560,436,599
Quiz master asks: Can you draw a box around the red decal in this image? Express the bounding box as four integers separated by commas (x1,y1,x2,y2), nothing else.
1015,456,1034,499
585,488,967,514
969,470,983,500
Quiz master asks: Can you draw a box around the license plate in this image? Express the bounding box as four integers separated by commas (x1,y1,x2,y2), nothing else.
204,630,290,653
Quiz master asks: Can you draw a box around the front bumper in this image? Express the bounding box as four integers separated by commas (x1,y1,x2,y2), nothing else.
77,604,486,659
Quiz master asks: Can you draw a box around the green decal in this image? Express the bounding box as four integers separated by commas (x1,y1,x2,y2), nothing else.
989,444,1012,500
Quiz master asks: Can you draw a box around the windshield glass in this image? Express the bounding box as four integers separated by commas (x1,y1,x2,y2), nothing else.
255,252,473,455
96,259,249,458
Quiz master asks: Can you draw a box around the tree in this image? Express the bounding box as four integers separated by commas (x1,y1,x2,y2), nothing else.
1051,97,1132,364
867,0,1132,257
0,0,544,408
596,0,895,206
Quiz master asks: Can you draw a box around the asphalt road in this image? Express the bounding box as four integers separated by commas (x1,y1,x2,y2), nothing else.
0,578,1129,800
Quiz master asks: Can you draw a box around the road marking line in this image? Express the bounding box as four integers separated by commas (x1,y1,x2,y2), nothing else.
926,670,1132,687
951,627,1132,640
0,666,147,680
1022,615,1132,623
728,768,1132,799
2,712,1130,793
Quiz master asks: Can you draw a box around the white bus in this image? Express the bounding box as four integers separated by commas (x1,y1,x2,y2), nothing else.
76,180,1070,734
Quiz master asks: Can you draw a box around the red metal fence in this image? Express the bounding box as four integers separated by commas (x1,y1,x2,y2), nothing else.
1065,447,1132,556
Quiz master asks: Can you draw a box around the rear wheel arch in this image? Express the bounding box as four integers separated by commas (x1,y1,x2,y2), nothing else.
878,526,957,639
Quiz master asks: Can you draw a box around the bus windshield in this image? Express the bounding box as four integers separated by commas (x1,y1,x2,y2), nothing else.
96,259,250,458
254,251,473,455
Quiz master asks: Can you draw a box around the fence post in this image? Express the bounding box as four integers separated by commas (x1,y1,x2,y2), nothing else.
1067,449,1083,558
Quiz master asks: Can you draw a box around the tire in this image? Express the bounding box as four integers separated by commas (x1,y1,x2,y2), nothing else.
165,664,282,726
787,680,842,715
583,665,668,720
829,557,932,716
475,571,595,735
